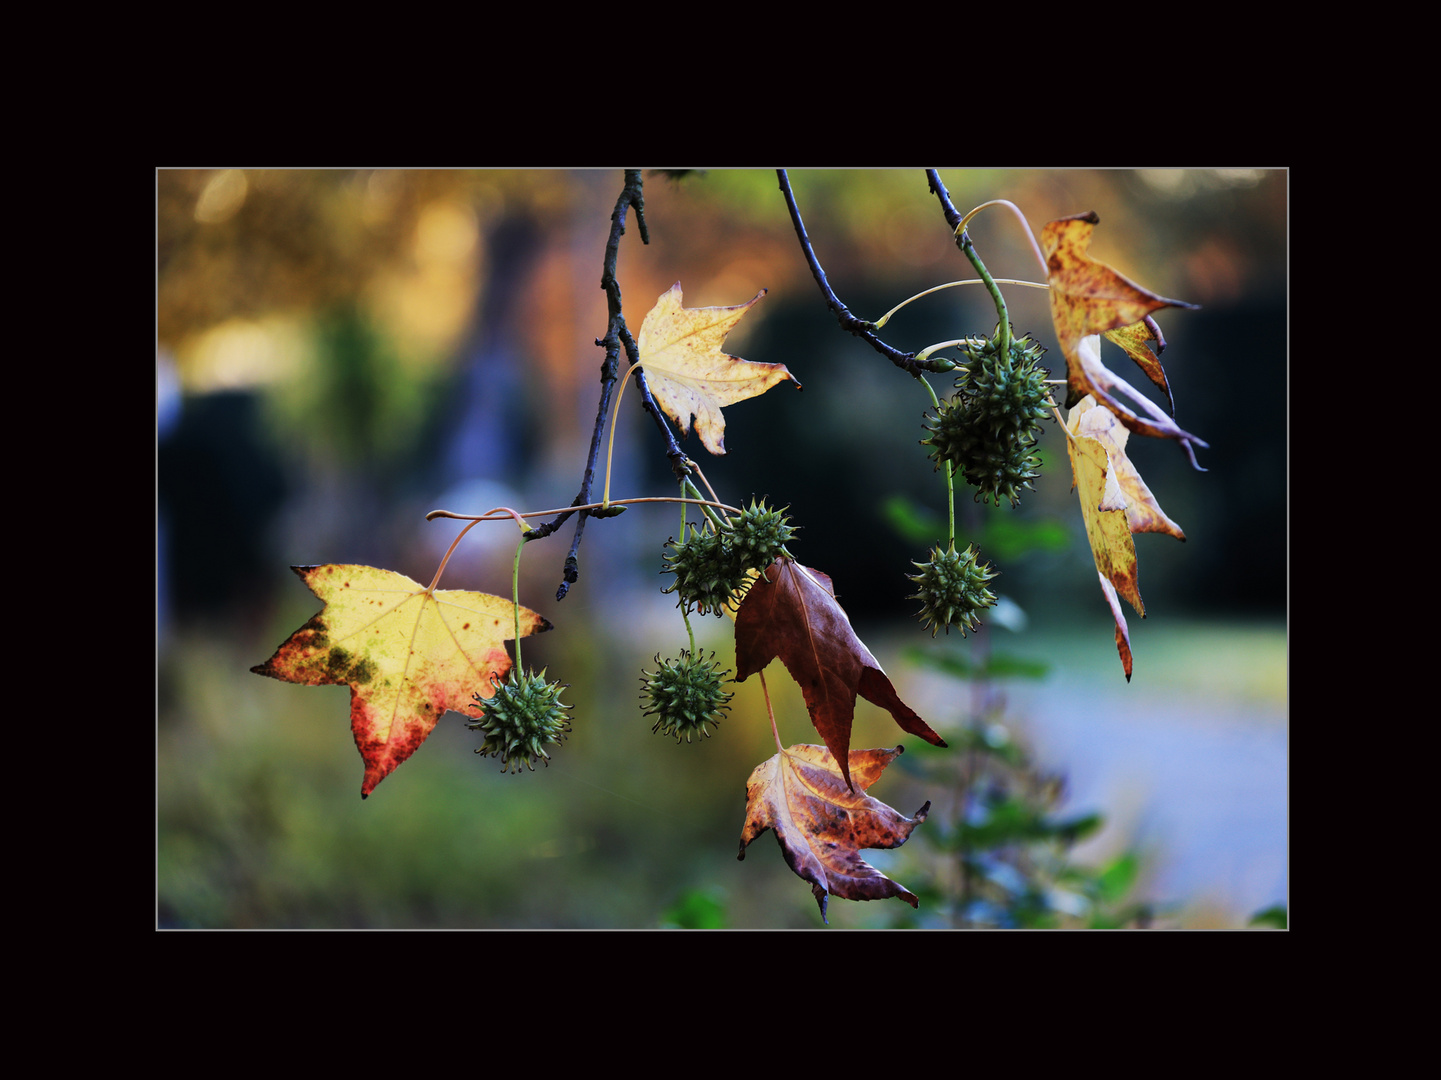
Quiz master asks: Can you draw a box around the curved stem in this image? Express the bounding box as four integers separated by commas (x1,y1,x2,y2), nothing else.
959,231,1012,376
602,358,643,507
677,489,697,654
427,495,744,524
759,670,783,753
919,376,956,548
916,337,987,366
681,479,727,531
875,279,1048,328
509,533,526,673
957,199,1048,277
427,517,484,592
687,461,724,515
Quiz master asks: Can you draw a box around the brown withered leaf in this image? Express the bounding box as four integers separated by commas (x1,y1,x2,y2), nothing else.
735,558,945,792
635,282,800,455
1043,212,1206,460
738,743,929,923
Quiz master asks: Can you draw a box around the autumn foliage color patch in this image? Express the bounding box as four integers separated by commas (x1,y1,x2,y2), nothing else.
253,170,1207,924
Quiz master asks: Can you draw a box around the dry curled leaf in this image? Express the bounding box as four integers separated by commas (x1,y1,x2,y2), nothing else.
635,282,800,455
251,564,550,797
738,743,929,923
1067,395,1185,679
735,557,945,791
1043,212,1206,461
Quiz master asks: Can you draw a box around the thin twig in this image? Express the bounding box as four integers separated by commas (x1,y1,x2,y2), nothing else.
529,170,656,600
926,170,966,238
777,169,926,377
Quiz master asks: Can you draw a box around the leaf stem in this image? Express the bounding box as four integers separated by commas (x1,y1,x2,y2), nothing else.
955,199,1048,277
427,517,484,592
681,479,728,531
601,358,643,508
427,495,744,524
875,279,1049,329
677,488,697,654
915,337,987,367
510,532,526,672
759,670,783,754
958,230,1012,373
918,376,956,548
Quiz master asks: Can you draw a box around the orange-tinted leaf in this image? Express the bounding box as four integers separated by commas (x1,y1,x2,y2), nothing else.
1067,395,1185,679
1096,573,1134,682
1043,213,1205,457
635,282,800,455
734,557,945,791
738,743,929,923
251,564,550,797
1103,317,1173,414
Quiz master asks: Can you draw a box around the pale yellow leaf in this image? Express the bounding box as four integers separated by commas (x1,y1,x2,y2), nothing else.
635,282,799,455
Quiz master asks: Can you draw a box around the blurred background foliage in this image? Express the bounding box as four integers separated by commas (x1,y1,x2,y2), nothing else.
158,169,1286,928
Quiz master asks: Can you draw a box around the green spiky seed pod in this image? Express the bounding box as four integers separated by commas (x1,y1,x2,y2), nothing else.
661,523,747,616
955,329,1052,445
640,650,733,743
921,328,1052,508
906,543,998,637
468,668,573,773
922,398,1043,507
725,499,795,571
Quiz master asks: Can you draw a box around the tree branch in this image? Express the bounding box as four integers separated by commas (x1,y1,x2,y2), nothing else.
926,169,966,240
777,169,924,378
532,170,652,599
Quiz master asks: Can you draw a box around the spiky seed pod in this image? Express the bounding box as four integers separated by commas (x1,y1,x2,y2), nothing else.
640,650,733,743
726,499,795,571
921,328,1052,508
955,329,1053,445
661,523,747,616
906,543,998,637
921,399,1044,507
468,668,573,773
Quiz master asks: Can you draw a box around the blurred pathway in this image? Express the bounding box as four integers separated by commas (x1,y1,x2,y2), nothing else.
1008,621,1287,924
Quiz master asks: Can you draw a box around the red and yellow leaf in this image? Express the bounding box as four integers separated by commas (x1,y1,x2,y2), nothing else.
635,282,800,455
251,564,550,797
735,557,944,791
738,743,929,923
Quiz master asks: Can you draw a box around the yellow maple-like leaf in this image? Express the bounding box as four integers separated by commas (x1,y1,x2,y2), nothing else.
738,743,929,923
635,282,800,455
1067,394,1185,680
1043,212,1205,457
251,564,550,797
